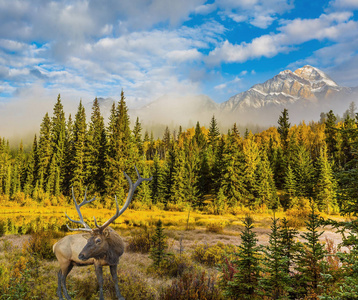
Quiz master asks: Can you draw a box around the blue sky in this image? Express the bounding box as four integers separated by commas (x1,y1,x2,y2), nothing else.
0,0,358,114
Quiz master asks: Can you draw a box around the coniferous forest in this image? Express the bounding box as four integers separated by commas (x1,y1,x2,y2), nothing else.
1,92,358,299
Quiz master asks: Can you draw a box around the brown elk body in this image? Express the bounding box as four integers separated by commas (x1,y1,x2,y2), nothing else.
53,167,152,300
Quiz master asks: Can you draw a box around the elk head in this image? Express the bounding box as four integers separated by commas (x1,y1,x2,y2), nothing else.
66,166,152,263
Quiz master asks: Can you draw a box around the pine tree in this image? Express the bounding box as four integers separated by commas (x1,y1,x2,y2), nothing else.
224,216,261,299
37,113,52,192
71,101,87,195
220,133,246,207
291,145,314,198
242,135,260,208
50,94,66,194
23,135,37,196
150,219,167,267
277,109,291,153
325,110,338,161
86,98,107,195
260,215,292,299
133,117,143,157
208,115,220,147
193,121,207,149
256,150,278,209
296,201,326,297
315,144,337,213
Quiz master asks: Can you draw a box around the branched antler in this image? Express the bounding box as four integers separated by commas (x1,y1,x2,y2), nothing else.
66,166,152,233
94,166,152,232
65,187,96,232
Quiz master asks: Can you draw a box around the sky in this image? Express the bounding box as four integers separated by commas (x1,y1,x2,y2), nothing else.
0,0,358,124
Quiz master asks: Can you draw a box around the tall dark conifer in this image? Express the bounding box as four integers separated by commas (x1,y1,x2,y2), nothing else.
71,101,87,195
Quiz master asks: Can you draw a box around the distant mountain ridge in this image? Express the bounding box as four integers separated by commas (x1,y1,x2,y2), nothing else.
95,65,357,129
221,65,352,112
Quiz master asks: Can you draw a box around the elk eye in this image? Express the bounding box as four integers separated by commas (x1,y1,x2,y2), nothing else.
95,238,101,244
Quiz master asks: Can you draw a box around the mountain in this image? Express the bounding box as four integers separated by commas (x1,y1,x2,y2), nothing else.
94,66,357,130
221,65,351,112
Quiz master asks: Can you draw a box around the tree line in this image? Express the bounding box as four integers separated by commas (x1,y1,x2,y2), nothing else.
0,92,357,213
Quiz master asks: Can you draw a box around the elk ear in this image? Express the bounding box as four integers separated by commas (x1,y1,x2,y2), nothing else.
82,233,92,240
103,229,110,238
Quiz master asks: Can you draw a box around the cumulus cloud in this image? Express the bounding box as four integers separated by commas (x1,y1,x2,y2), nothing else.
207,12,358,64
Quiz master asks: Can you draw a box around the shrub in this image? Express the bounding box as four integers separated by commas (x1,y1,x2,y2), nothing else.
25,230,64,260
108,272,157,300
160,270,224,300
192,242,237,267
206,222,224,234
150,253,194,278
126,227,153,253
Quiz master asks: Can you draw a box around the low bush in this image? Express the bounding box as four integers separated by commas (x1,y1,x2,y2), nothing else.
160,270,224,300
126,227,153,253
149,252,194,278
25,230,64,260
206,222,224,234
109,271,157,300
192,242,237,267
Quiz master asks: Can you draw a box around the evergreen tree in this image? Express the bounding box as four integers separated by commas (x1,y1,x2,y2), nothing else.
208,115,220,147
256,150,278,209
315,144,337,213
291,145,314,198
23,135,37,196
193,121,207,149
260,215,292,299
133,117,143,156
277,108,291,153
86,98,107,195
224,216,261,299
63,114,74,195
150,219,167,267
325,110,338,161
37,113,52,192
296,201,326,297
50,94,66,193
220,132,246,207
70,101,87,195
150,153,165,204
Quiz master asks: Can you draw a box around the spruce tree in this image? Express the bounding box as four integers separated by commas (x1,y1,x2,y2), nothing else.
315,144,337,213
277,108,291,153
150,219,167,267
70,101,87,195
50,94,66,193
260,215,292,299
86,98,107,195
224,216,261,299
37,113,52,192
256,150,277,209
296,201,326,297
208,115,220,147
325,110,338,161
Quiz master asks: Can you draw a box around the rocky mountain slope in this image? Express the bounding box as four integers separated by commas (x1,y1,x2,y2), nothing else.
96,65,356,129
220,65,352,113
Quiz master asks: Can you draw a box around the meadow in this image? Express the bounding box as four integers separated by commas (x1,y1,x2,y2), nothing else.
0,201,345,300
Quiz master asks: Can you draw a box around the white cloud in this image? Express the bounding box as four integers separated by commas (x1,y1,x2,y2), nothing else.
207,12,358,64
329,0,358,9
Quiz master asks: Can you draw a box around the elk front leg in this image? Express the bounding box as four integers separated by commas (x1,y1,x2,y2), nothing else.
94,264,104,300
60,264,73,300
57,270,64,299
110,264,125,300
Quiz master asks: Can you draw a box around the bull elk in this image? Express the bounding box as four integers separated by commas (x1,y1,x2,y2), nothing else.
53,166,152,300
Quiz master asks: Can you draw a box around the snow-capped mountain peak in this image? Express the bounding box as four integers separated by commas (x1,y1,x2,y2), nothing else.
221,65,344,112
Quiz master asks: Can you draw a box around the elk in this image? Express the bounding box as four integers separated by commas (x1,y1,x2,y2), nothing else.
53,166,152,300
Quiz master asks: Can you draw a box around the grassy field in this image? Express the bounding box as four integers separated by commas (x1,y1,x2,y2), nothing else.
0,204,346,299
